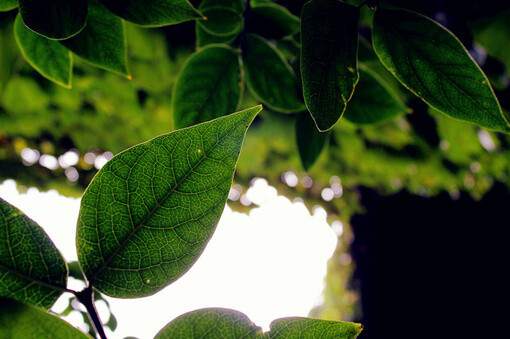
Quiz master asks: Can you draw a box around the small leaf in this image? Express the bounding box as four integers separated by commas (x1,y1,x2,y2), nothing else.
14,14,72,88
99,0,203,27
197,6,244,37
296,112,329,170
18,0,87,39
243,33,305,113
76,106,262,298
196,25,239,47
372,8,510,132
0,298,89,338
172,45,242,129
300,0,360,131
269,317,363,338
343,67,407,124
0,0,17,12
195,0,244,47
61,0,129,77
249,2,300,40
155,308,363,338
0,198,68,309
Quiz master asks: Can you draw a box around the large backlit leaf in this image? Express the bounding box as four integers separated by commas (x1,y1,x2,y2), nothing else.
61,0,129,77
0,0,17,12
296,112,329,170
372,8,510,132
155,308,363,338
343,67,407,124
172,45,242,129
18,0,87,39
76,106,262,298
14,14,72,88
301,0,360,131
243,33,305,113
99,0,202,27
0,198,68,309
0,298,89,338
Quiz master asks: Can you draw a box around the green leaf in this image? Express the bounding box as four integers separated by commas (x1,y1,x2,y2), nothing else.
60,0,129,77
372,8,510,132
196,25,239,47
0,298,90,338
300,0,360,131
172,45,242,129
0,198,68,309
155,308,363,338
195,0,244,47
99,0,203,27
343,67,407,124
76,106,262,298
269,317,363,338
250,3,300,40
18,0,87,39
0,0,17,12
14,14,72,88
198,6,244,37
296,112,329,170
243,33,305,113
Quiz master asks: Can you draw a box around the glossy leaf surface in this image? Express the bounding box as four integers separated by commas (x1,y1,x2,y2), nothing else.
0,298,89,338
343,67,407,124
77,106,262,298
172,45,242,129
155,308,362,338
0,198,67,309
301,0,360,131
61,0,129,76
243,33,305,112
99,0,202,27
297,112,329,170
0,0,17,12
14,14,72,88
372,8,510,132
18,0,87,39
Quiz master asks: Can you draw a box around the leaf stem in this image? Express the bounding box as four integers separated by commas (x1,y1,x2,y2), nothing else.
74,286,107,339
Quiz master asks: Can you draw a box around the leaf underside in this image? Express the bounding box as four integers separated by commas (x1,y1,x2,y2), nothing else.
76,106,262,298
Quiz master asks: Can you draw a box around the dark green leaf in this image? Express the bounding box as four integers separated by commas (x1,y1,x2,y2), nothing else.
300,0,360,131
0,0,17,12
372,8,510,132
198,6,244,37
297,112,329,170
99,0,203,27
196,25,239,47
269,317,363,338
343,67,407,124
249,3,300,40
155,308,363,338
172,45,242,129
61,0,129,77
243,33,305,113
0,298,89,338
76,106,262,298
14,14,72,88
195,0,244,47
0,198,68,309
18,0,87,39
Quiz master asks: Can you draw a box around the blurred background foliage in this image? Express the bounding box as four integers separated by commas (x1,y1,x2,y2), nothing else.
1,0,510,327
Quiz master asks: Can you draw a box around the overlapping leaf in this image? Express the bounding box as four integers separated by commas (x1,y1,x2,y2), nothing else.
0,0,17,12
301,0,360,131
18,0,87,39
198,6,243,36
155,308,363,338
372,8,510,132
249,2,300,40
0,198,68,309
296,112,329,170
99,0,202,26
14,14,72,87
61,0,129,77
76,106,262,298
195,0,244,47
243,33,305,112
172,45,242,129
343,67,407,124
0,298,89,338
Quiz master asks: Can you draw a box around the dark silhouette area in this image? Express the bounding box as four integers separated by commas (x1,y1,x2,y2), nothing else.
351,184,509,338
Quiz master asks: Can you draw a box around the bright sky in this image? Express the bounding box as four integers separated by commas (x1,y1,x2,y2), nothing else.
0,178,338,339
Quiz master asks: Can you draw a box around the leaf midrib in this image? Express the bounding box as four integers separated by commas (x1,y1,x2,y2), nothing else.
0,262,65,294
